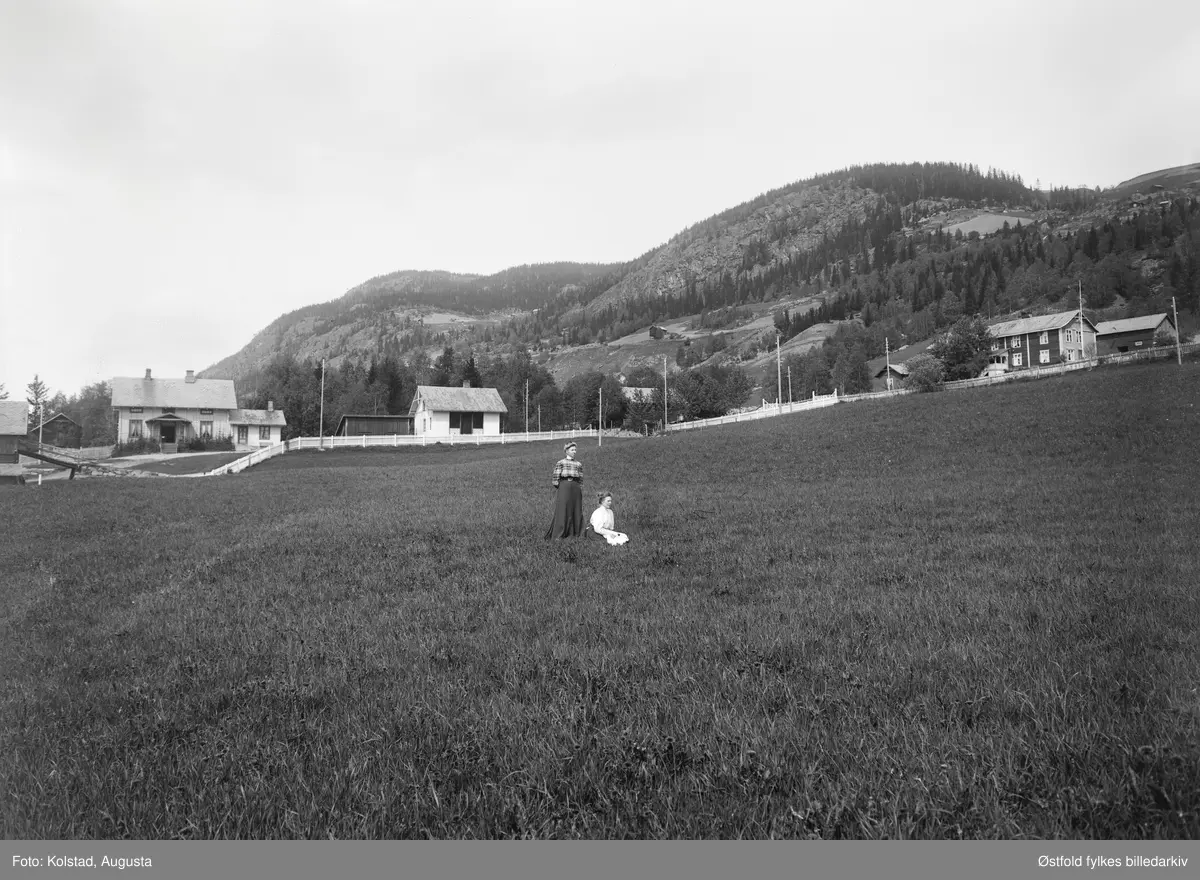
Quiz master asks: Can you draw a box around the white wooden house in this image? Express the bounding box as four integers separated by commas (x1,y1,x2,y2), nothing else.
229,403,287,451
111,369,282,453
408,383,507,437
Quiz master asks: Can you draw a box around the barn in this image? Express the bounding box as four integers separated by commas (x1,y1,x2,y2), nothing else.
335,414,415,437
409,383,507,437
1,400,28,485
1094,314,1177,354
26,412,81,449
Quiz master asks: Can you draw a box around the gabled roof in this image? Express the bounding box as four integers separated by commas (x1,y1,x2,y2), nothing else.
1094,314,1173,335
874,362,910,378
29,412,80,431
111,376,237,409
409,385,508,414
987,310,1096,338
0,400,28,436
229,408,288,427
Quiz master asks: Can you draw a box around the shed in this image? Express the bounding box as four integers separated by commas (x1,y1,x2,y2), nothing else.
0,400,28,484
26,412,81,448
336,414,414,437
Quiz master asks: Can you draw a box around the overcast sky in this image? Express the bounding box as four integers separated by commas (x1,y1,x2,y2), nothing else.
2,0,1198,400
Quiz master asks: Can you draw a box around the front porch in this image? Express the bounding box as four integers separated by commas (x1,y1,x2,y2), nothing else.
146,413,194,454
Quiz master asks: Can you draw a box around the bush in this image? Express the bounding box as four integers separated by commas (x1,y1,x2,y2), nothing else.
111,437,162,457
183,435,236,452
904,354,946,392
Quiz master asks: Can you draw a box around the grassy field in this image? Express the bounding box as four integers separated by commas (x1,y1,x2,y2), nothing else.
2,361,1198,839
125,452,248,476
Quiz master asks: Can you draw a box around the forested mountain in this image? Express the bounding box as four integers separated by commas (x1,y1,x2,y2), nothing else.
199,161,1200,436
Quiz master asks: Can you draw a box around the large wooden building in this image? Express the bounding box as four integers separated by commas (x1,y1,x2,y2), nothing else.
985,310,1098,370
111,369,284,453
409,383,507,437
0,400,27,484
335,414,414,437
26,412,81,448
1094,314,1176,354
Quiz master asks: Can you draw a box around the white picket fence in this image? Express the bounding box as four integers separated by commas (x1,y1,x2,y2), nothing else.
200,428,600,476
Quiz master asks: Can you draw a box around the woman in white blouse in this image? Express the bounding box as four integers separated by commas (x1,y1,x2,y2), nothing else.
589,491,629,546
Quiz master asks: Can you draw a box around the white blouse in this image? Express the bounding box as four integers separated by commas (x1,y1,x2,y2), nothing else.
590,507,615,533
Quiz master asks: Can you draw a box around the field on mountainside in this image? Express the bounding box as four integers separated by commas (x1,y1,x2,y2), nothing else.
943,212,1036,237
3,363,1198,839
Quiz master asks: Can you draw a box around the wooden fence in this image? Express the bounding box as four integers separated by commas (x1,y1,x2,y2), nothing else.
199,428,600,476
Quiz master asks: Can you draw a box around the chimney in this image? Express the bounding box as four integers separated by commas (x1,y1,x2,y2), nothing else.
185,370,196,383
267,400,274,412
145,368,152,380
463,380,470,388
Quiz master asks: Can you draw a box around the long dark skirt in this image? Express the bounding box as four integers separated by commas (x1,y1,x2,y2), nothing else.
545,480,584,539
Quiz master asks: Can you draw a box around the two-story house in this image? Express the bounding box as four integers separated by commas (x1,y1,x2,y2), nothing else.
984,311,1098,371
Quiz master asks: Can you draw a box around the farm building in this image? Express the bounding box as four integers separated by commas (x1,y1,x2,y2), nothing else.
649,325,666,339
985,310,1098,370
409,383,507,437
111,369,283,453
873,362,910,388
26,412,81,448
1094,314,1177,354
229,403,288,450
335,413,414,437
1,400,27,485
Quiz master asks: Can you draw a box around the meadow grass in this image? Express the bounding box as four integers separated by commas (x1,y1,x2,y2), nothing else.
2,361,1198,839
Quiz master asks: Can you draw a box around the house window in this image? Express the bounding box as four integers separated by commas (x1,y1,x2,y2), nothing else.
449,412,461,430
1010,336,1021,349
200,408,213,416
130,407,143,414
473,412,484,430
1013,353,1023,367
991,340,999,351
1039,331,1048,345
259,426,271,440
237,426,248,444
200,420,213,438
129,419,143,439
1039,350,1050,364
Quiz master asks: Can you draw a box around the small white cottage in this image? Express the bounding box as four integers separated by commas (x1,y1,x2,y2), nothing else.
229,403,288,450
408,383,508,436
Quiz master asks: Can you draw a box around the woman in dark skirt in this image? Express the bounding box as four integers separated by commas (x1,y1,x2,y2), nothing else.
545,441,585,538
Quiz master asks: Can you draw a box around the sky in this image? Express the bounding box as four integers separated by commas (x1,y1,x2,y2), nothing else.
2,0,1199,401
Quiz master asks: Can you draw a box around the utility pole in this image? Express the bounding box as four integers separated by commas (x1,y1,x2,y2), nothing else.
663,354,668,432
885,336,892,391
776,335,783,410
525,379,529,434
1173,296,1182,365
318,358,326,449
538,404,541,433
787,366,793,403
598,385,602,447
1078,279,1087,362
38,402,44,450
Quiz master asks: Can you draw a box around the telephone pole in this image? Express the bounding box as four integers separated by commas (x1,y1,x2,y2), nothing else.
787,366,793,403
598,385,602,447
318,358,326,449
1173,296,1182,365
885,336,892,391
525,379,529,434
776,335,783,410
663,355,668,431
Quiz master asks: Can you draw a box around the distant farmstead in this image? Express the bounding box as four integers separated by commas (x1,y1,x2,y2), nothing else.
0,400,27,484
408,383,507,437
1094,314,1176,354
26,412,81,448
985,310,1098,370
